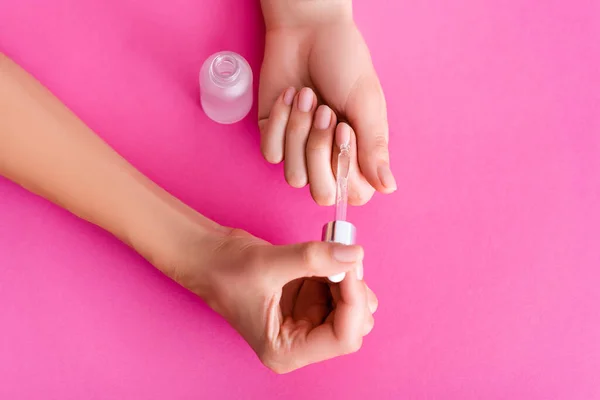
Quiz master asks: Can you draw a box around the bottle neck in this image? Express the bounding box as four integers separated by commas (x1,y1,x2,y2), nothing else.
209,54,241,87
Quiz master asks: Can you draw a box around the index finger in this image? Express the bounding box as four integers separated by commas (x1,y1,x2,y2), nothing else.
292,269,367,367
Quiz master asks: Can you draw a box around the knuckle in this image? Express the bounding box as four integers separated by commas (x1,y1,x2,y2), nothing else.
268,365,288,375
261,139,283,165
373,134,390,156
342,336,363,354
311,187,335,206
286,120,310,139
370,298,379,314
301,242,322,273
260,352,293,375
365,315,375,334
262,148,283,165
306,134,332,154
285,169,308,188
348,187,374,206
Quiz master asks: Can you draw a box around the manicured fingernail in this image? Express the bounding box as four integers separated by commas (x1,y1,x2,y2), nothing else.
297,88,314,112
332,244,362,263
336,123,351,148
283,87,296,106
328,272,346,283
314,105,331,130
377,164,397,191
356,263,364,280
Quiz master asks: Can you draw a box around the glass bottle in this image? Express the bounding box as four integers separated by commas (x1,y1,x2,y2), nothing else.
199,51,253,124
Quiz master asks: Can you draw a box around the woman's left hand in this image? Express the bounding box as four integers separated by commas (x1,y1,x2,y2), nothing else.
258,0,396,206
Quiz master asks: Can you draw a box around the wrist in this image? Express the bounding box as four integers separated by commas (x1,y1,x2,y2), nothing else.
115,174,228,284
129,199,231,304
261,0,352,31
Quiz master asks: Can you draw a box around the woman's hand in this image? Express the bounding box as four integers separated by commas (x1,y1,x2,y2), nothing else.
259,0,396,206
1,51,378,375
169,228,378,374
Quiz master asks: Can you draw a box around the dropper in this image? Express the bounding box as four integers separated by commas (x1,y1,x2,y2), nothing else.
335,143,350,222
322,138,356,283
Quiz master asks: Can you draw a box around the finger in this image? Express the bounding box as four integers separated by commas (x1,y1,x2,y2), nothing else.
356,262,364,281
325,286,340,325
293,280,330,327
334,268,367,343
307,105,337,205
361,281,375,336
332,123,375,206
363,311,375,336
259,87,296,164
283,269,365,369
345,73,397,193
284,87,317,188
365,283,378,314
265,241,364,286
327,278,376,314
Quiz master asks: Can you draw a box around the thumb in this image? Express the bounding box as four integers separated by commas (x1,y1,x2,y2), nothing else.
345,71,397,193
265,241,363,285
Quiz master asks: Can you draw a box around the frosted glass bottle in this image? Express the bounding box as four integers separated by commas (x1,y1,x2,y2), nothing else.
200,51,253,124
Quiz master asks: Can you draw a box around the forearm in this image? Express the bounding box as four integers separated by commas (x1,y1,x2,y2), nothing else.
0,53,225,275
260,0,352,30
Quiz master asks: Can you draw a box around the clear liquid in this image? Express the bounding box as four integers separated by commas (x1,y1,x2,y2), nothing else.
335,144,350,221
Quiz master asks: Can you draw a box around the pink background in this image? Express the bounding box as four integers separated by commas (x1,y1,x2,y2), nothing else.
1,0,599,398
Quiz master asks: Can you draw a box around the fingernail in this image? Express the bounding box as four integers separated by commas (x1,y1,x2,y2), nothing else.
377,164,397,191
336,123,351,148
314,105,331,130
332,244,362,263
356,263,364,280
297,88,314,112
328,272,346,283
283,87,296,106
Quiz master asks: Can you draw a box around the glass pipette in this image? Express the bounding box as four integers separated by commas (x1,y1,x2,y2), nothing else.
335,143,350,222
322,141,357,283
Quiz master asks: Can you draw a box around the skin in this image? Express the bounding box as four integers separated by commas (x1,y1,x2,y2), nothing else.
259,0,396,206
0,0,386,374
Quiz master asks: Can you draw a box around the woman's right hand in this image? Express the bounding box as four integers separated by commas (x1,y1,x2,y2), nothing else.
0,52,378,375
168,228,378,374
